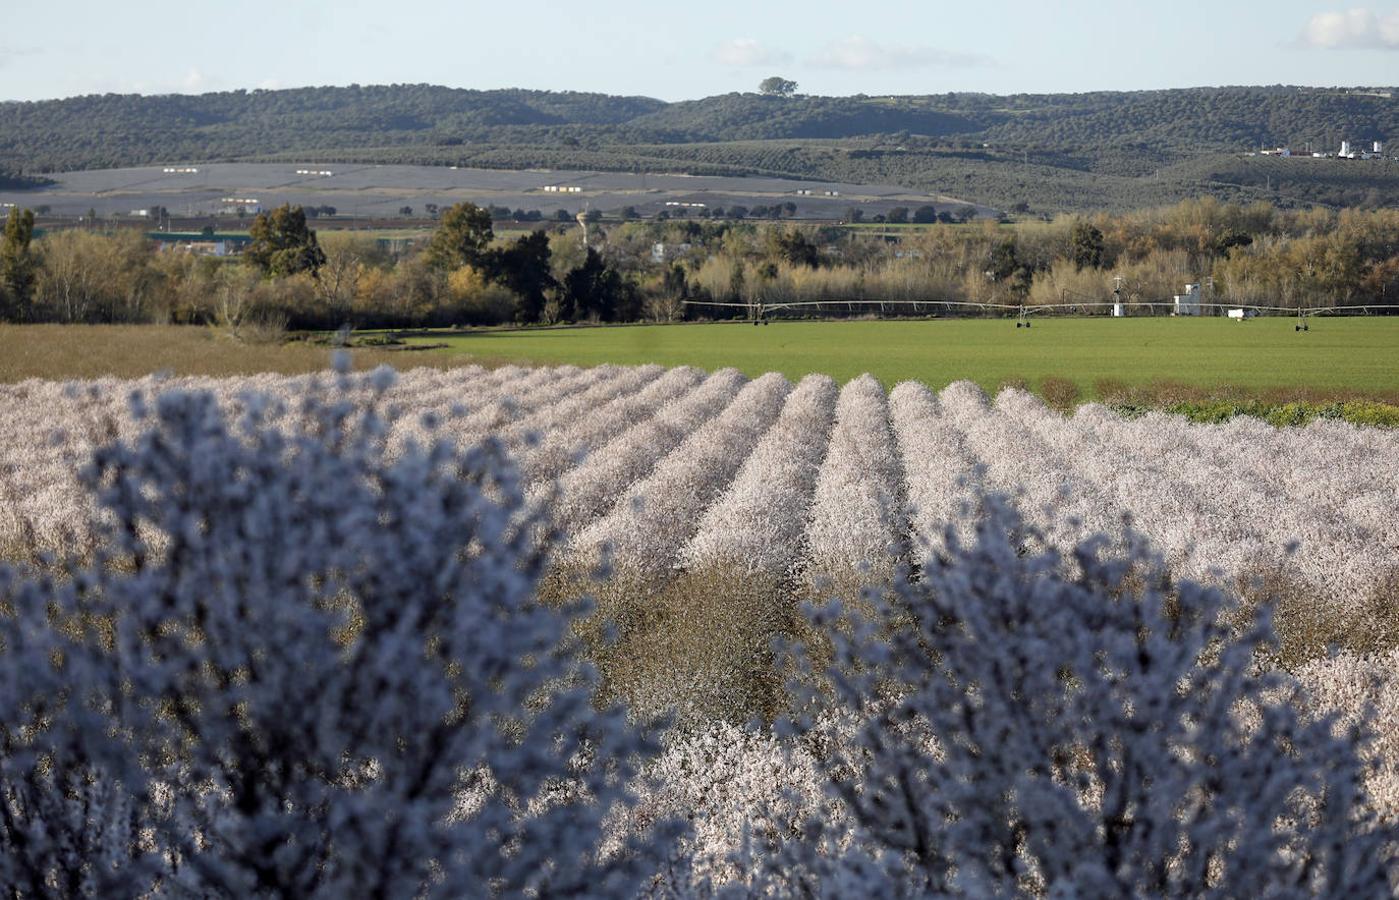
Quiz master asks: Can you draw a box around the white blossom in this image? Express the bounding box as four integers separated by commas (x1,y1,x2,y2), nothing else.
679,375,838,577
769,498,1399,897
804,374,905,588
571,373,791,580
0,370,681,898
545,368,748,541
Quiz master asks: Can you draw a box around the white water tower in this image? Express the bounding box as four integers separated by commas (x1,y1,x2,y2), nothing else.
576,210,591,249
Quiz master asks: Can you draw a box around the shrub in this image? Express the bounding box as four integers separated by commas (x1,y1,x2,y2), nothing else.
1093,376,1130,403
768,497,1398,896
1337,400,1399,428
446,264,519,325
0,362,678,897
1039,374,1082,411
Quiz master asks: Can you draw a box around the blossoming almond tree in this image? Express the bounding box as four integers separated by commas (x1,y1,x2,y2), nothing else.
546,368,747,540
680,374,838,577
804,374,905,590
0,365,680,898
767,497,1399,897
570,372,790,580
522,365,705,486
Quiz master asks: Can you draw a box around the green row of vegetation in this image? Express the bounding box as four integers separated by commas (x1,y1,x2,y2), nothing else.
1144,399,1399,428
0,169,52,190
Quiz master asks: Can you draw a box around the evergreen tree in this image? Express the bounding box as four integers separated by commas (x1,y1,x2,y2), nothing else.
246,204,326,277
0,208,37,322
563,248,634,321
1071,221,1106,270
491,231,555,323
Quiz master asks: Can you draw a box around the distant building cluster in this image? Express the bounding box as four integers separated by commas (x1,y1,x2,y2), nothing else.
651,241,692,263
218,197,262,215
160,239,233,257
1253,140,1389,160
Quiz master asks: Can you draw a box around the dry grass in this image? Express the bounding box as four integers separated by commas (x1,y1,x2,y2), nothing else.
541,554,1398,724
1235,567,1399,672
0,325,487,383
542,563,799,724
1040,376,1083,412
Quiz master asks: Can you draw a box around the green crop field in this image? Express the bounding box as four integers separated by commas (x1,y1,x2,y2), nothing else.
408,317,1399,401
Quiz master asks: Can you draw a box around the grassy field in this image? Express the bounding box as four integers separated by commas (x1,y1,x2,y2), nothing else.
406,318,1399,402
4,320,1397,409
0,325,474,383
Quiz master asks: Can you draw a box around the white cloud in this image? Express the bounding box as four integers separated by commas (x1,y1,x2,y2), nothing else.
1300,8,1399,49
182,68,211,93
806,35,991,70
712,38,791,67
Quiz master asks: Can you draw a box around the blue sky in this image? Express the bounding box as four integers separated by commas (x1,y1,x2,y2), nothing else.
1,1,1396,101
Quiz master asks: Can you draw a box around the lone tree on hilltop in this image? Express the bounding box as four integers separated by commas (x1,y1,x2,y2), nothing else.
759,76,798,97
427,201,494,272
247,204,326,278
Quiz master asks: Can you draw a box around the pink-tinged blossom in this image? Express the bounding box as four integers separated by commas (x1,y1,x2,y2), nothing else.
888,380,981,558
774,498,1399,896
521,365,705,486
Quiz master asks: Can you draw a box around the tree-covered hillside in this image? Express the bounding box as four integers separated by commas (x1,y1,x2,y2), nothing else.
629,87,1397,152
1,84,1395,211
0,85,666,171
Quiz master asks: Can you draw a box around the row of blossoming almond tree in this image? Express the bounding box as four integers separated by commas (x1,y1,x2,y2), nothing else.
1,362,1398,895
5,362,1395,612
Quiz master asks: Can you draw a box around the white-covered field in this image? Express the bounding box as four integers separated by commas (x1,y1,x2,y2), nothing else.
4,362,1395,619
5,361,1399,877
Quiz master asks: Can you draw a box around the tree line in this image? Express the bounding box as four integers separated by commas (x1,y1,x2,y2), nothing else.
2,198,1396,332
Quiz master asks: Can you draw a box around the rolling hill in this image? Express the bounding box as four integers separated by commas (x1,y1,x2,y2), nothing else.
1,84,1395,212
